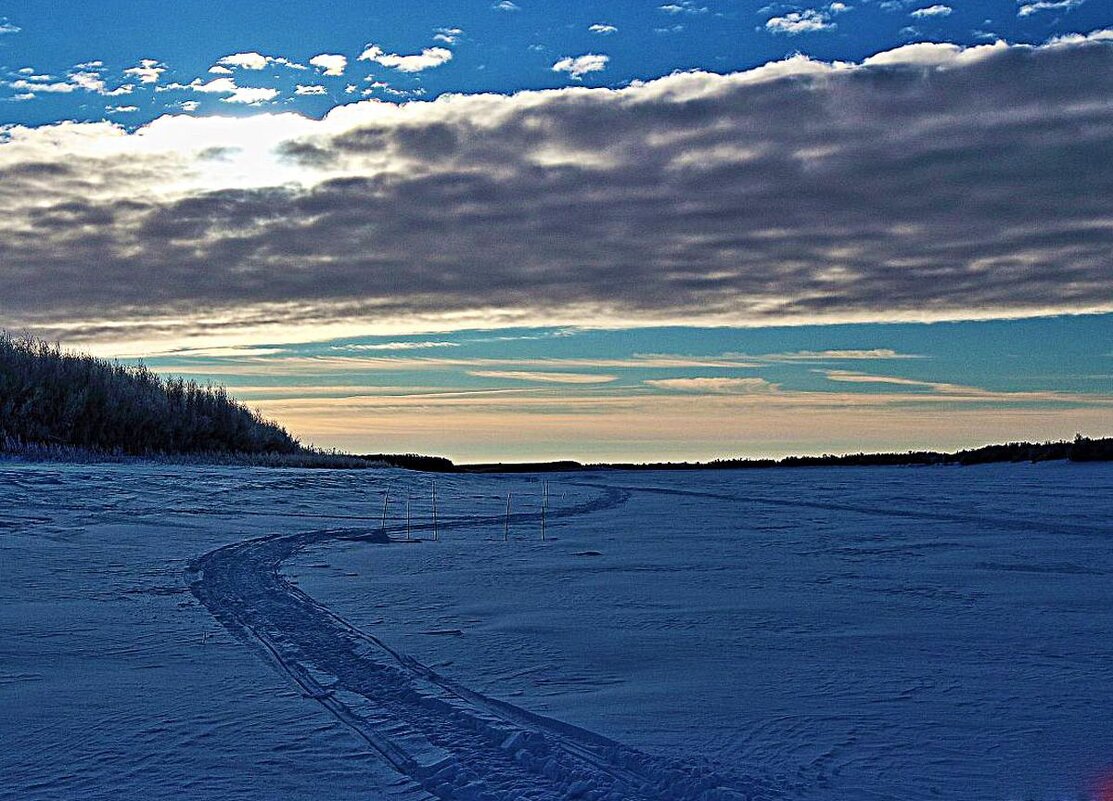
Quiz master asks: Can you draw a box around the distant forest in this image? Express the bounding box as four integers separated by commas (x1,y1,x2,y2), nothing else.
369,437,1113,473
0,333,300,457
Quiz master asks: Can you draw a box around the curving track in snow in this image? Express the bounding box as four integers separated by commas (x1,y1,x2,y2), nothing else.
189,485,772,801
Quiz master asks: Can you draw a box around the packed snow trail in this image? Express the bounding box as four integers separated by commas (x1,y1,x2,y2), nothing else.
190,485,772,801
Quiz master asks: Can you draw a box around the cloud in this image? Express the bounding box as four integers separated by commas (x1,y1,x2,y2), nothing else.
765,10,836,34
68,71,107,92
0,20,21,34
1017,0,1085,15
162,77,236,93
2,33,1113,349
106,105,139,113
644,377,776,393
209,65,233,75
358,44,453,72
492,1,519,10
217,52,270,70
434,27,464,44
124,59,166,84
337,341,460,351
159,77,277,104
7,69,132,97
756,349,920,361
815,369,1106,404
468,370,617,383
7,79,76,93
216,52,305,70
660,2,708,14
295,84,329,95
551,54,609,79
309,54,347,76
223,86,279,104
589,24,618,34
911,4,952,16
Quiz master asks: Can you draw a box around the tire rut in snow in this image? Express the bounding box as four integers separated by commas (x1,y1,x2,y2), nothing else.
189,486,775,801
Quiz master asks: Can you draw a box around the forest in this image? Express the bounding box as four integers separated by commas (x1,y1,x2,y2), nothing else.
0,332,300,457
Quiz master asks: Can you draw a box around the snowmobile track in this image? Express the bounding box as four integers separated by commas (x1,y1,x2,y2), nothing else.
190,484,771,801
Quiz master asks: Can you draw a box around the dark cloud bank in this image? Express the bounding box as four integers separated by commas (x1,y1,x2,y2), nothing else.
1,35,1111,341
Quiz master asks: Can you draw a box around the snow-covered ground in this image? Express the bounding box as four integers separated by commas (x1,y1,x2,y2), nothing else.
2,461,1112,800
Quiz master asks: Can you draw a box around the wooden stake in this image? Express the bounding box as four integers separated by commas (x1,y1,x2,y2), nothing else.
406,494,411,540
431,480,439,542
504,492,512,541
541,481,548,541
381,493,389,537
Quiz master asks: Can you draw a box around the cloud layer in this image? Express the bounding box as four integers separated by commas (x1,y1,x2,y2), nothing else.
2,33,1112,346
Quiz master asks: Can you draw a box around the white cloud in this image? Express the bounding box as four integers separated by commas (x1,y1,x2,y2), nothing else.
492,1,519,10
911,4,953,16
339,341,460,351
469,370,617,384
222,86,280,104
160,76,278,104
551,53,609,79
8,79,76,93
178,77,238,93
358,44,453,72
178,100,200,111
106,105,139,113
829,2,851,11
589,23,618,34
309,54,347,76
209,65,233,75
765,10,836,34
8,70,131,96
1017,0,1085,15
660,2,708,13
434,27,464,44
69,71,107,92
124,59,166,84
295,84,328,95
756,349,919,361
0,20,21,34
217,52,270,70
214,52,305,71
645,377,776,394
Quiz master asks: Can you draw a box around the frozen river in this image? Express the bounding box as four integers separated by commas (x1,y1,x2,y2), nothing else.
2,460,1111,799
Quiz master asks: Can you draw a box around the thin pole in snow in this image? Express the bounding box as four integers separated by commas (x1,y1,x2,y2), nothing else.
504,493,512,541
431,480,439,542
406,494,412,540
541,481,548,541
381,493,389,538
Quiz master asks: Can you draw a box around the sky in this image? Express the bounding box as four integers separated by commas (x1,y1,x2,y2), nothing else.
1,0,1111,461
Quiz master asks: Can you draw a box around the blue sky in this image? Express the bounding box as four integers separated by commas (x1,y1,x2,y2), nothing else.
0,1,1110,460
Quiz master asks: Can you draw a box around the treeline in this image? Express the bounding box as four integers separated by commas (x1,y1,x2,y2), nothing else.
0,333,300,457
379,436,1112,473
598,436,1112,471
698,436,1113,469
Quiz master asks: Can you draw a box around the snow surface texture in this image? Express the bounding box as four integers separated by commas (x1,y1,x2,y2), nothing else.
2,462,1112,800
